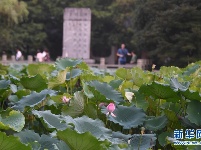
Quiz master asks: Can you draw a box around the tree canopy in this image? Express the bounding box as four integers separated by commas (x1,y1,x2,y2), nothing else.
0,0,201,67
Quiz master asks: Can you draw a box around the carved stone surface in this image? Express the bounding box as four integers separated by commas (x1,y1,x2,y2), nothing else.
62,8,91,59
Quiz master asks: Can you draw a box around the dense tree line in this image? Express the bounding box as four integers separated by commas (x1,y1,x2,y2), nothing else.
0,0,201,67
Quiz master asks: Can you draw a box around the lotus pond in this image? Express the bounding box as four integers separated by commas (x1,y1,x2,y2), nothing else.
0,58,201,150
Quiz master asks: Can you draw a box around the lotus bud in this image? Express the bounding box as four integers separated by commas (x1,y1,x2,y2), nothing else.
62,96,70,103
141,127,145,135
125,92,134,103
106,103,116,117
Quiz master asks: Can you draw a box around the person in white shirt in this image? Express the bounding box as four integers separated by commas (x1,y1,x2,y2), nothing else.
16,49,22,61
36,50,43,62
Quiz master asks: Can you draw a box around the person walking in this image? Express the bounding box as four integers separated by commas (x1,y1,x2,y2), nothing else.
116,43,131,65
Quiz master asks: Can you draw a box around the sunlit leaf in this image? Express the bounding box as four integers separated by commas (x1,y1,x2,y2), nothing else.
57,128,108,150
0,110,25,132
20,74,47,92
0,131,31,150
27,63,55,76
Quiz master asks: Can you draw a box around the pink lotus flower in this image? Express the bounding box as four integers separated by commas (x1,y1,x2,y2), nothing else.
106,103,116,117
62,96,70,103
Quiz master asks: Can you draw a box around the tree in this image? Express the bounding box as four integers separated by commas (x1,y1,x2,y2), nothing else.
0,0,28,54
131,0,201,67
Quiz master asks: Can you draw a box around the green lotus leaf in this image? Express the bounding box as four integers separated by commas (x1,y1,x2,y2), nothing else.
0,89,12,102
88,80,124,104
71,116,112,140
0,131,31,150
0,110,25,132
27,63,55,76
0,80,10,89
158,66,182,78
32,110,68,131
83,103,97,119
55,58,82,70
102,76,115,83
187,100,201,126
62,91,85,117
130,67,153,86
16,89,31,99
83,82,94,98
129,134,156,150
81,73,102,82
182,64,200,76
110,131,131,145
158,132,173,146
15,130,70,150
139,82,180,102
179,116,198,129
170,78,190,92
20,74,47,92
115,68,132,80
10,84,17,93
133,91,149,111
102,105,146,129
12,89,56,112
48,69,68,89
109,79,123,89
66,69,82,80
144,115,168,131
181,89,201,101
57,128,108,150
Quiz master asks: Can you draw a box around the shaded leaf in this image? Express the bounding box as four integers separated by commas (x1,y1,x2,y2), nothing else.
187,100,201,126
129,134,156,150
15,130,70,150
12,89,56,112
72,116,112,140
158,132,173,146
55,58,82,70
109,79,123,89
144,115,168,131
102,105,146,129
88,80,124,104
32,110,68,131
133,91,148,111
139,82,180,102
62,91,84,117
66,69,82,80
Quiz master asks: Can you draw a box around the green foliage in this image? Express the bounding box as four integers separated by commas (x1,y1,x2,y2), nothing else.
0,59,200,149
102,105,146,129
0,131,31,150
12,89,56,112
0,110,25,132
20,74,47,92
57,128,108,150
